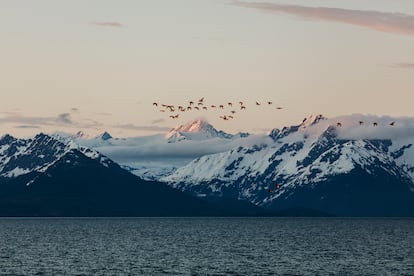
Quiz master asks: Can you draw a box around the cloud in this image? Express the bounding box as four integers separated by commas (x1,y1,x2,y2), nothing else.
57,113,72,124
15,125,40,129
232,1,414,35
386,63,414,69
0,114,64,126
0,112,101,130
94,133,272,164
91,21,123,28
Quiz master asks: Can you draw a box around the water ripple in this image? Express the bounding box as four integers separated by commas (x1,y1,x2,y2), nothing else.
0,217,413,275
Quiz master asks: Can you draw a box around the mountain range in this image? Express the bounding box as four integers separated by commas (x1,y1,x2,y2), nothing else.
1,114,414,216
0,133,233,216
162,115,414,216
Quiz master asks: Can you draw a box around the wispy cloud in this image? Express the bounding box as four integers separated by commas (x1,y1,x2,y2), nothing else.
232,1,414,35
91,21,123,28
57,113,72,124
0,112,101,130
386,63,414,69
15,125,40,129
96,133,271,162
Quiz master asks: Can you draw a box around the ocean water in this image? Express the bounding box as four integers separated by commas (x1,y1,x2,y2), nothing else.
0,218,413,275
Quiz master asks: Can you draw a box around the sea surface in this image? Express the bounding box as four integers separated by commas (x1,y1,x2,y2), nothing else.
0,218,413,275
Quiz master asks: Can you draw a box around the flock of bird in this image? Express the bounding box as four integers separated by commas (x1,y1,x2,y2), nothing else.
152,97,283,121
335,120,396,127
300,114,397,128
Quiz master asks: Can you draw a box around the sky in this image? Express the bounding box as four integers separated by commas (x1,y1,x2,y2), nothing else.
1,0,414,137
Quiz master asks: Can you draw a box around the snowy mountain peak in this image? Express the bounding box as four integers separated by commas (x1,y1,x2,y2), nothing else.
0,134,16,145
97,131,113,141
300,114,327,128
73,131,87,139
0,132,114,179
166,119,232,142
269,114,327,140
166,119,211,136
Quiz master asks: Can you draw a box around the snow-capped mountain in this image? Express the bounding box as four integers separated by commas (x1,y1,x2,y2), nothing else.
165,119,236,142
162,115,414,216
0,133,230,216
96,131,113,141
0,133,113,180
71,119,252,180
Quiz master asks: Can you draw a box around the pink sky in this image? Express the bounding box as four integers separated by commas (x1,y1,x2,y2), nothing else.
1,0,413,137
